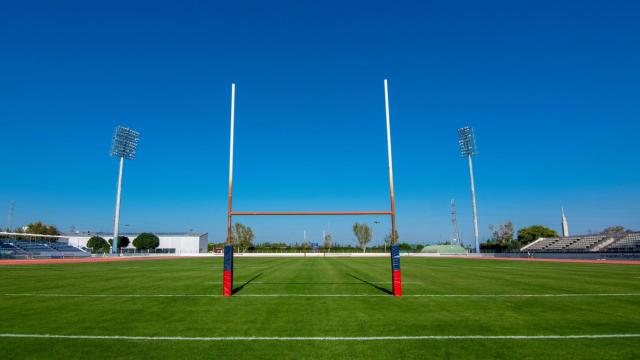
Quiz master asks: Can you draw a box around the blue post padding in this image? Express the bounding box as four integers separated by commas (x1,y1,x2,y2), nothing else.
224,245,233,271
391,244,401,271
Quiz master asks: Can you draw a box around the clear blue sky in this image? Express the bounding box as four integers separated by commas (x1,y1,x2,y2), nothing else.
1,0,639,246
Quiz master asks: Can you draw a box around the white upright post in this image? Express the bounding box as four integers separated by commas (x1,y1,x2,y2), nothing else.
468,155,480,254
112,156,125,254
384,79,397,246
227,83,236,246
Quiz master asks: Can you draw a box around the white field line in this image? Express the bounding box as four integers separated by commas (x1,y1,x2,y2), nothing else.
1,293,640,298
458,266,516,270
205,281,423,285
0,333,639,341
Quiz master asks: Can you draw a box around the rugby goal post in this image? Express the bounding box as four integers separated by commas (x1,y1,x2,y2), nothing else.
223,80,401,297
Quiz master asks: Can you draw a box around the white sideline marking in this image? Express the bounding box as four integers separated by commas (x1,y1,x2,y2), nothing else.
2,293,640,298
0,333,638,341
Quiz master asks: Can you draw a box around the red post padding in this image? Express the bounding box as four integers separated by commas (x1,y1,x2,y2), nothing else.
392,270,402,297
223,270,233,296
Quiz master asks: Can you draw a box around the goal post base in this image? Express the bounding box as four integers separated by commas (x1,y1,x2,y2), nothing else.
223,245,233,297
391,244,402,297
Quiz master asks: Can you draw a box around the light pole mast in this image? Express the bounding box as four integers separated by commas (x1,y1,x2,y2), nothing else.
457,126,480,254
113,156,124,253
468,154,479,253
110,126,140,254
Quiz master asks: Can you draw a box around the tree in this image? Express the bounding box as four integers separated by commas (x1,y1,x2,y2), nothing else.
86,236,108,252
133,233,160,250
352,222,372,253
232,223,254,252
108,236,130,249
324,233,332,252
489,221,514,247
602,226,628,235
384,230,400,246
517,225,559,245
24,221,60,240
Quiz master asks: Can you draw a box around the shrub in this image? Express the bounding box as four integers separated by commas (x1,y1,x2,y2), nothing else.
133,233,160,250
86,236,108,251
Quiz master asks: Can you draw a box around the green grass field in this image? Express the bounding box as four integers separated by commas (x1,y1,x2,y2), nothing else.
1,257,639,359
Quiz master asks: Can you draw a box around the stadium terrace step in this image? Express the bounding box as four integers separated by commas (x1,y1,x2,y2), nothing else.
521,232,640,253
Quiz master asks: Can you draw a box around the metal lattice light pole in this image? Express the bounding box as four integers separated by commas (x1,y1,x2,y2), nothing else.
110,126,140,254
457,126,480,254
450,199,461,246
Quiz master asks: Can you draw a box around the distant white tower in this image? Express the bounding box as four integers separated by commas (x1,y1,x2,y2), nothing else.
561,207,570,237
450,199,461,245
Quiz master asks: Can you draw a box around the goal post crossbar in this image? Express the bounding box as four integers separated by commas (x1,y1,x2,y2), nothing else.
222,80,402,297
231,211,392,216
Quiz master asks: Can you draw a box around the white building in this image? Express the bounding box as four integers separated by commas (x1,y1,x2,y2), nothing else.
65,233,209,254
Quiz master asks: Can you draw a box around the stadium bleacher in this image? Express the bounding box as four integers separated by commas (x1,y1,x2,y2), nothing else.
0,239,87,257
565,235,604,250
522,232,640,253
522,237,561,251
606,233,640,251
48,242,84,253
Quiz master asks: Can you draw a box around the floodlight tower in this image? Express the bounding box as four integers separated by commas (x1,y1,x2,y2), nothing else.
457,126,480,254
110,126,140,254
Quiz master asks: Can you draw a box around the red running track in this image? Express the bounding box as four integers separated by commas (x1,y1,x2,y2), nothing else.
0,256,201,266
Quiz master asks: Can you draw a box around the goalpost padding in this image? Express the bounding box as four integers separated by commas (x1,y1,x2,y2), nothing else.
391,244,402,296
223,245,233,296
222,245,401,297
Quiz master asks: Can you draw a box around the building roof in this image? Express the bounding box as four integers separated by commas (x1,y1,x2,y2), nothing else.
64,232,207,237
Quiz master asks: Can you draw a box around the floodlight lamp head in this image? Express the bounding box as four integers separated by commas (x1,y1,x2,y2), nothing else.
457,126,476,157
110,125,140,160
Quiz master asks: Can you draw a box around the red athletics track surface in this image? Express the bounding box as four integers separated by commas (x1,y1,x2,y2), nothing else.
0,256,201,266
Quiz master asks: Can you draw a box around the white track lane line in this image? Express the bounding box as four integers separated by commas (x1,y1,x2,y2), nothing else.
0,333,639,341
1,293,640,298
